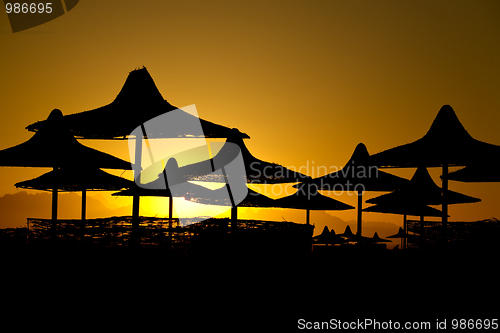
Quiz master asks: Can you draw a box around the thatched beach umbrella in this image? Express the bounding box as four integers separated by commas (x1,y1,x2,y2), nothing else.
363,202,445,249
15,167,134,221
387,227,406,249
26,67,249,140
329,228,347,245
185,187,277,221
113,160,220,220
26,68,249,230
0,109,131,170
173,130,311,184
371,105,500,227
312,226,345,246
367,166,481,206
312,226,331,245
156,132,311,225
446,162,500,183
369,232,391,243
306,143,409,236
337,225,371,243
0,109,131,221
273,183,354,225
367,166,480,249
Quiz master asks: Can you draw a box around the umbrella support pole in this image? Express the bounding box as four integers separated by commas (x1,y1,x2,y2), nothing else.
81,189,86,221
403,214,407,250
231,206,238,229
420,215,424,248
442,163,448,242
51,186,58,237
132,136,143,244
357,190,362,236
169,196,173,221
306,209,310,225
81,189,86,243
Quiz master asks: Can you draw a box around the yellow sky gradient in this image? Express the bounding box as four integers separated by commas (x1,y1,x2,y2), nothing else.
1,0,500,231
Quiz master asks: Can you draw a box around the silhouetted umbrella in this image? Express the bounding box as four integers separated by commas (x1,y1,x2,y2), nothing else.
273,183,354,224
0,109,131,170
371,105,500,226
306,143,409,235
312,226,345,246
363,202,445,249
15,167,134,220
446,163,500,183
387,227,406,248
312,226,331,245
26,67,249,140
184,186,276,221
112,164,218,220
369,232,391,243
338,225,370,242
26,68,250,230
363,202,444,218
329,228,347,245
339,225,356,239
366,166,481,206
387,227,406,239
0,109,131,221
176,132,311,184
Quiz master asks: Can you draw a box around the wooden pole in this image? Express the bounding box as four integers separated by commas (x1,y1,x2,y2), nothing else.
231,206,238,229
357,189,363,236
51,166,58,238
420,215,424,248
52,187,58,221
51,186,58,238
403,214,407,250
442,163,448,242
81,189,86,221
169,196,173,220
132,136,143,238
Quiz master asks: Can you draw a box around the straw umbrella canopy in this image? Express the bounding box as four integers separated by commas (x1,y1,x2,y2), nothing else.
312,226,331,245
363,202,445,249
0,109,131,170
0,109,131,221
273,183,354,225
446,162,500,183
367,167,480,248
366,166,481,206
25,68,249,230
363,202,445,218
313,226,345,246
306,143,409,236
25,67,249,140
184,186,277,221
157,132,311,224
329,228,347,245
337,225,371,243
175,130,311,184
112,159,219,220
370,105,500,227
15,167,134,220
387,227,406,249
369,232,391,243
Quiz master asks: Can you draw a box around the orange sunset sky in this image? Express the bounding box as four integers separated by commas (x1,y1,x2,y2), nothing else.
1,0,500,236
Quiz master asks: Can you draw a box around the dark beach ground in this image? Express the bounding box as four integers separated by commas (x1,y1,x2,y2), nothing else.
1,224,497,330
